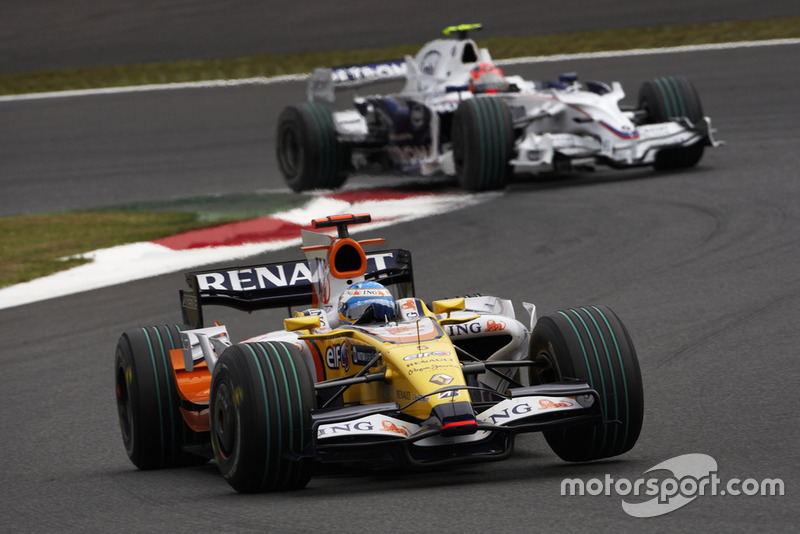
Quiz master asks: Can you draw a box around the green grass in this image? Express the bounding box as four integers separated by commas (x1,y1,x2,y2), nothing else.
1,17,797,95
0,193,308,288
0,211,226,287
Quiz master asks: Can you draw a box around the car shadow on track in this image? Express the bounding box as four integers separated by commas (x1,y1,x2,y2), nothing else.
109,437,648,497
341,164,717,198
302,459,642,497
506,165,717,194
186,436,645,496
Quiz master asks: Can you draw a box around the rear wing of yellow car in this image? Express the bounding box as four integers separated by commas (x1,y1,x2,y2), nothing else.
179,249,414,329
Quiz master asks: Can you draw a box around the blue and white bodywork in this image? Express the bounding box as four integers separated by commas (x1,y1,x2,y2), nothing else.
279,24,721,192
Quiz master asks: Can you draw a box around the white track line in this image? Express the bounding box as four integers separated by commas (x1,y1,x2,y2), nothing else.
1,39,797,103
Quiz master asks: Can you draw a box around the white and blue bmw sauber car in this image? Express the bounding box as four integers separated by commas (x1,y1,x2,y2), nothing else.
276,24,721,191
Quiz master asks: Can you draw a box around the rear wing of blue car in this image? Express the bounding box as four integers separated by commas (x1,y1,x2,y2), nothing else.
179,249,414,328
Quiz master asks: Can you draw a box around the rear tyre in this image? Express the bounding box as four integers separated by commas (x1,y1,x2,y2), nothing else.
638,76,705,169
210,342,316,493
115,325,208,469
452,97,514,191
529,306,643,462
276,102,348,191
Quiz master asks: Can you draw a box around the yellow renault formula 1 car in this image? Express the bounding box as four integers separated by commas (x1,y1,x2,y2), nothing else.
115,214,643,493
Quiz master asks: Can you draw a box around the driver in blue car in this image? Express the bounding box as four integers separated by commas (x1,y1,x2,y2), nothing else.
469,62,511,94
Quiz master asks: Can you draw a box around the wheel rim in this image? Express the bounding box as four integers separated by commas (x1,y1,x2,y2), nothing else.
452,121,466,172
213,383,237,459
115,363,133,447
279,125,301,176
531,348,560,385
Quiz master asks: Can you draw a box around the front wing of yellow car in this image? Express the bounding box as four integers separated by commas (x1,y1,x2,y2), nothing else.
309,381,603,467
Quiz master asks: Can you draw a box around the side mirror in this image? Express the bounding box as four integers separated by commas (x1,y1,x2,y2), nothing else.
284,315,321,332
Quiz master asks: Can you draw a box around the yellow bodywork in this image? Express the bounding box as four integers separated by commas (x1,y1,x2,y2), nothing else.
300,301,476,421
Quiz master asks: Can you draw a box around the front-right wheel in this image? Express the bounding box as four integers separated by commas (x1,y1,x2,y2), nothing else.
638,76,706,170
529,306,644,462
451,97,514,191
210,341,316,493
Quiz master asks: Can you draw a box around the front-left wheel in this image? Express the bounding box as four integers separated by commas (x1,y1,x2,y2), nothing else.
529,306,644,462
115,325,209,469
276,102,348,191
210,341,316,493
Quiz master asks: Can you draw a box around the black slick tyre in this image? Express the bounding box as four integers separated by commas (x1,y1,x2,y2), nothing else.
451,97,514,191
210,341,315,493
115,324,208,469
529,306,644,462
276,102,348,191
638,76,705,169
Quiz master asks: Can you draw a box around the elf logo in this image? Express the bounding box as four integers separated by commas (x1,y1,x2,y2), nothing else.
325,343,350,371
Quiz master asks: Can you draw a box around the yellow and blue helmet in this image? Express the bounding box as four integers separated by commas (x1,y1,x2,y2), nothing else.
338,281,396,325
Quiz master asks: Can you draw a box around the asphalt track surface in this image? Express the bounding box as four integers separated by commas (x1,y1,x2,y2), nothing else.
2,27,800,534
